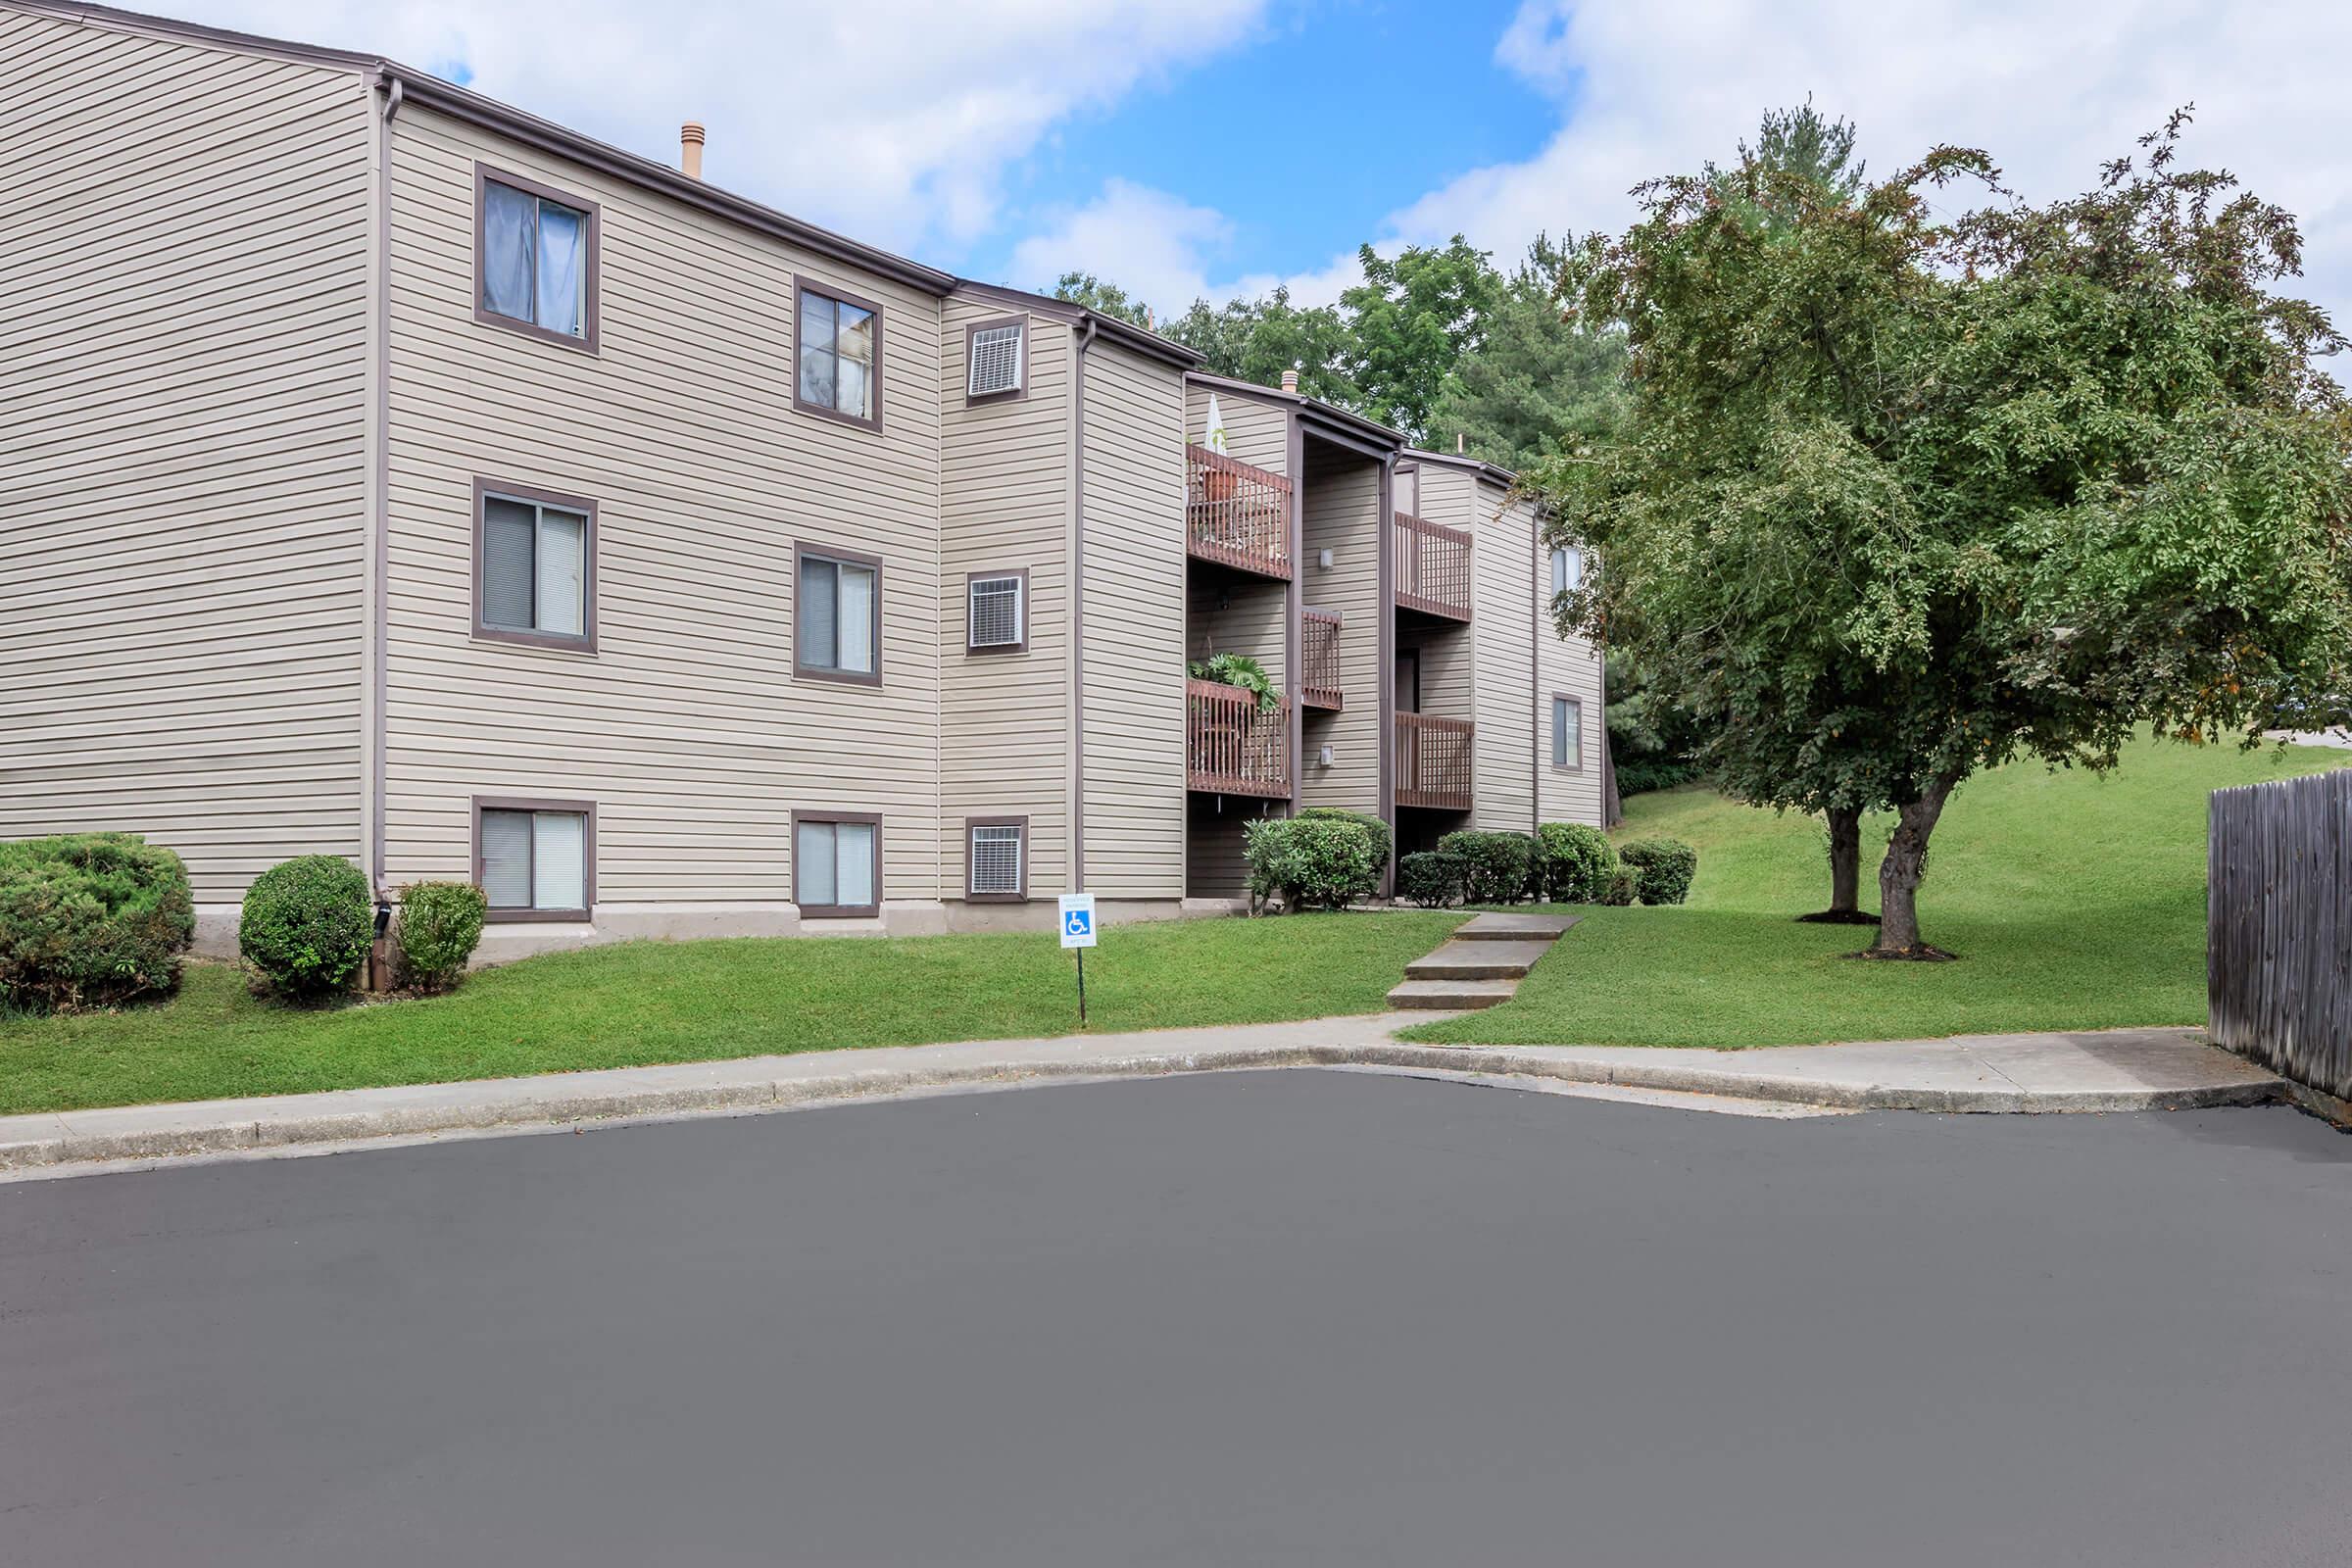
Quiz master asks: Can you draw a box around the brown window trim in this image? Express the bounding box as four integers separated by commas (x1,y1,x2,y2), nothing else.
793,808,883,918
471,795,598,923
794,540,885,686
472,476,599,653
472,163,602,356
964,566,1028,655
793,279,886,432
964,815,1029,903
963,315,1028,405
1551,693,1585,773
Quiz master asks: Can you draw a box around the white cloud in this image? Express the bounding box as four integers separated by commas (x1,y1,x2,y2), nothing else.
1010,0,2352,333
161,0,1274,256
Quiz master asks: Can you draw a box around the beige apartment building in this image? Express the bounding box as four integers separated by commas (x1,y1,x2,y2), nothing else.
0,0,1607,959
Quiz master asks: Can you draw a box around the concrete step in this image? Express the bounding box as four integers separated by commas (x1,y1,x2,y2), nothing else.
1404,939,1555,981
1386,979,1520,1010
1453,912,1580,943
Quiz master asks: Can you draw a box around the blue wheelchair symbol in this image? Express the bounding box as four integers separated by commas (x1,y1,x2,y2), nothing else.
1065,909,1092,938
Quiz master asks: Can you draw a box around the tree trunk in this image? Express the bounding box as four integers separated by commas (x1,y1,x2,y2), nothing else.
1827,807,1861,914
1871,778,1957,957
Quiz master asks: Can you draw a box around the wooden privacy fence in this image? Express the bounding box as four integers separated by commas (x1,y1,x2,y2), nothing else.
2209,769,2352,1098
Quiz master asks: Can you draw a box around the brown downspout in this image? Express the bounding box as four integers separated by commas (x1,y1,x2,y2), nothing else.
1531,506,1542,838
1284,408,1303,819
1376,458,1396,892
1070,317,1097,891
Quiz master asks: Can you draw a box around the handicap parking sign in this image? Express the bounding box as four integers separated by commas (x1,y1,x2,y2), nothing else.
1058,892,1098,949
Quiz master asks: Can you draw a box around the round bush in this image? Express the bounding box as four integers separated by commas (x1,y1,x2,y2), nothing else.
240,856,372,1000
1619,838,1698,905
1396,851,1459,907
0,832,193,1013
1296,807,1393,874
395,880,486,993
1243,814,1382,912
1599,863,1644,906
1536,821,1617,904
1435,830,1537,906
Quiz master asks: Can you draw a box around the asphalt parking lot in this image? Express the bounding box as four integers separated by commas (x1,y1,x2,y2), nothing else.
5,1069,2349,1566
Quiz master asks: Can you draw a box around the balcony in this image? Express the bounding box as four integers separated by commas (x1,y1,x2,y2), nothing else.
1188,678,1292,799
1394,511,1472,621
1188,445,1294,580
1395,712,1474,810
1301,609,1343,710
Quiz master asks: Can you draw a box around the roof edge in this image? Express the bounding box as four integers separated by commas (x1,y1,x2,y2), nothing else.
1184,369,1405,453
1401,445,1518,489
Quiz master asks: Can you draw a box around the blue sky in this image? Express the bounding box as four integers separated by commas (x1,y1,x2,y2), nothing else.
176,2,2352,326
960,0,1561,299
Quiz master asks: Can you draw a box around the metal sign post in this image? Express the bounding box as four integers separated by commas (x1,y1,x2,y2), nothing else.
1057,893,1098,1024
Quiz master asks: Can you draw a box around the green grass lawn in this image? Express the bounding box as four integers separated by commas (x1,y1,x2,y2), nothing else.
0,912,1461,1116
1403,735,2351,1051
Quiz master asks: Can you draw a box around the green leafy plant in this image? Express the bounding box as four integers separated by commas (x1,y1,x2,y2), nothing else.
1436,830,1537,906
395,881,487,993
1396,851,1460,908
1535,822,1618,904
1619,839,1698,906
1599,864,1643,906
0,832,193,1013
240,856,372,1002
1243,814,1382,912
1189,652,1279,713
1296,807,1393,873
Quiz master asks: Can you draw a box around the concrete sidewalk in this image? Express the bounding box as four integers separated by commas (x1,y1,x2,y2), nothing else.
0,1019,2284,1177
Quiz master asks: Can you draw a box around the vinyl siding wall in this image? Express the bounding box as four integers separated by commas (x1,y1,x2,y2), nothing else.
1186,381,1289,476
1079,339,1188,901
1473,480,1538,833
379,105,943,914
1539,551,1609,829
0,11,371,899
1298,448,1382,814
1189,576,1287,689
938,296,1068,905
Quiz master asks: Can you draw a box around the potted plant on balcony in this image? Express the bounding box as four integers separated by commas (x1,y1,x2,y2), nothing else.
1189,652,1278,713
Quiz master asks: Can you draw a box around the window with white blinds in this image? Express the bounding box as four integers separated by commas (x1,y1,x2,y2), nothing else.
1552,696,1583,771
967,822,1024,897
967,321,1024,399
480,491,590,645
1550,546,1583,596
479,807,591,913
967,573,1024,650
798,550,880,679
796,817,878,914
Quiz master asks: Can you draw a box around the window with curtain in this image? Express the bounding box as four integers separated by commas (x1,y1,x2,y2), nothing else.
796,816,878,915
479,491,590,646
480,807,591,914
797,549,879,679
797,287,879,424
479,176,593,342
1550,546,1584,596
1552,696,1583,770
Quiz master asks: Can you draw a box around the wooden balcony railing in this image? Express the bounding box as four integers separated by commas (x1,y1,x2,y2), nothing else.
1188,678,1292,798
1188,445,1294,580
1395,712,1474,810
1301,609,1343,710
1394,511,1472,621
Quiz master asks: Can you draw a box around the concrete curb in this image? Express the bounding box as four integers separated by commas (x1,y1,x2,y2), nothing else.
0,1023,2289,1175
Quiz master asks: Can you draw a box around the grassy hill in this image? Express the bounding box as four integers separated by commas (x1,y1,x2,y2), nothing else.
1402,735,2351,1050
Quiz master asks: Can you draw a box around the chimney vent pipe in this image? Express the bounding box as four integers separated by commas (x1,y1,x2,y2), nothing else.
1281,368,1299,394
680,122,706,180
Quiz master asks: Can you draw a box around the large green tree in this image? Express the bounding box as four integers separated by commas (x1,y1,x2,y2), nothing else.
1161,286,1356,407
1050,271,1153,328
1427,236,1627,472
1339,236,1498,441
1544,112,2352,956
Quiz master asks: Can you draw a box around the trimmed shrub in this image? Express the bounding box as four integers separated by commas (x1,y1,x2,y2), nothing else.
1243,813,1383,912
1435,830,1537,906
0,833,194,1013
1296,807,1393,875
1620,838,1699,906
1599,864,1643,906
1535,821,1617,904
240,856,372,1001
395,880,486,993
1396,851,1460,908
